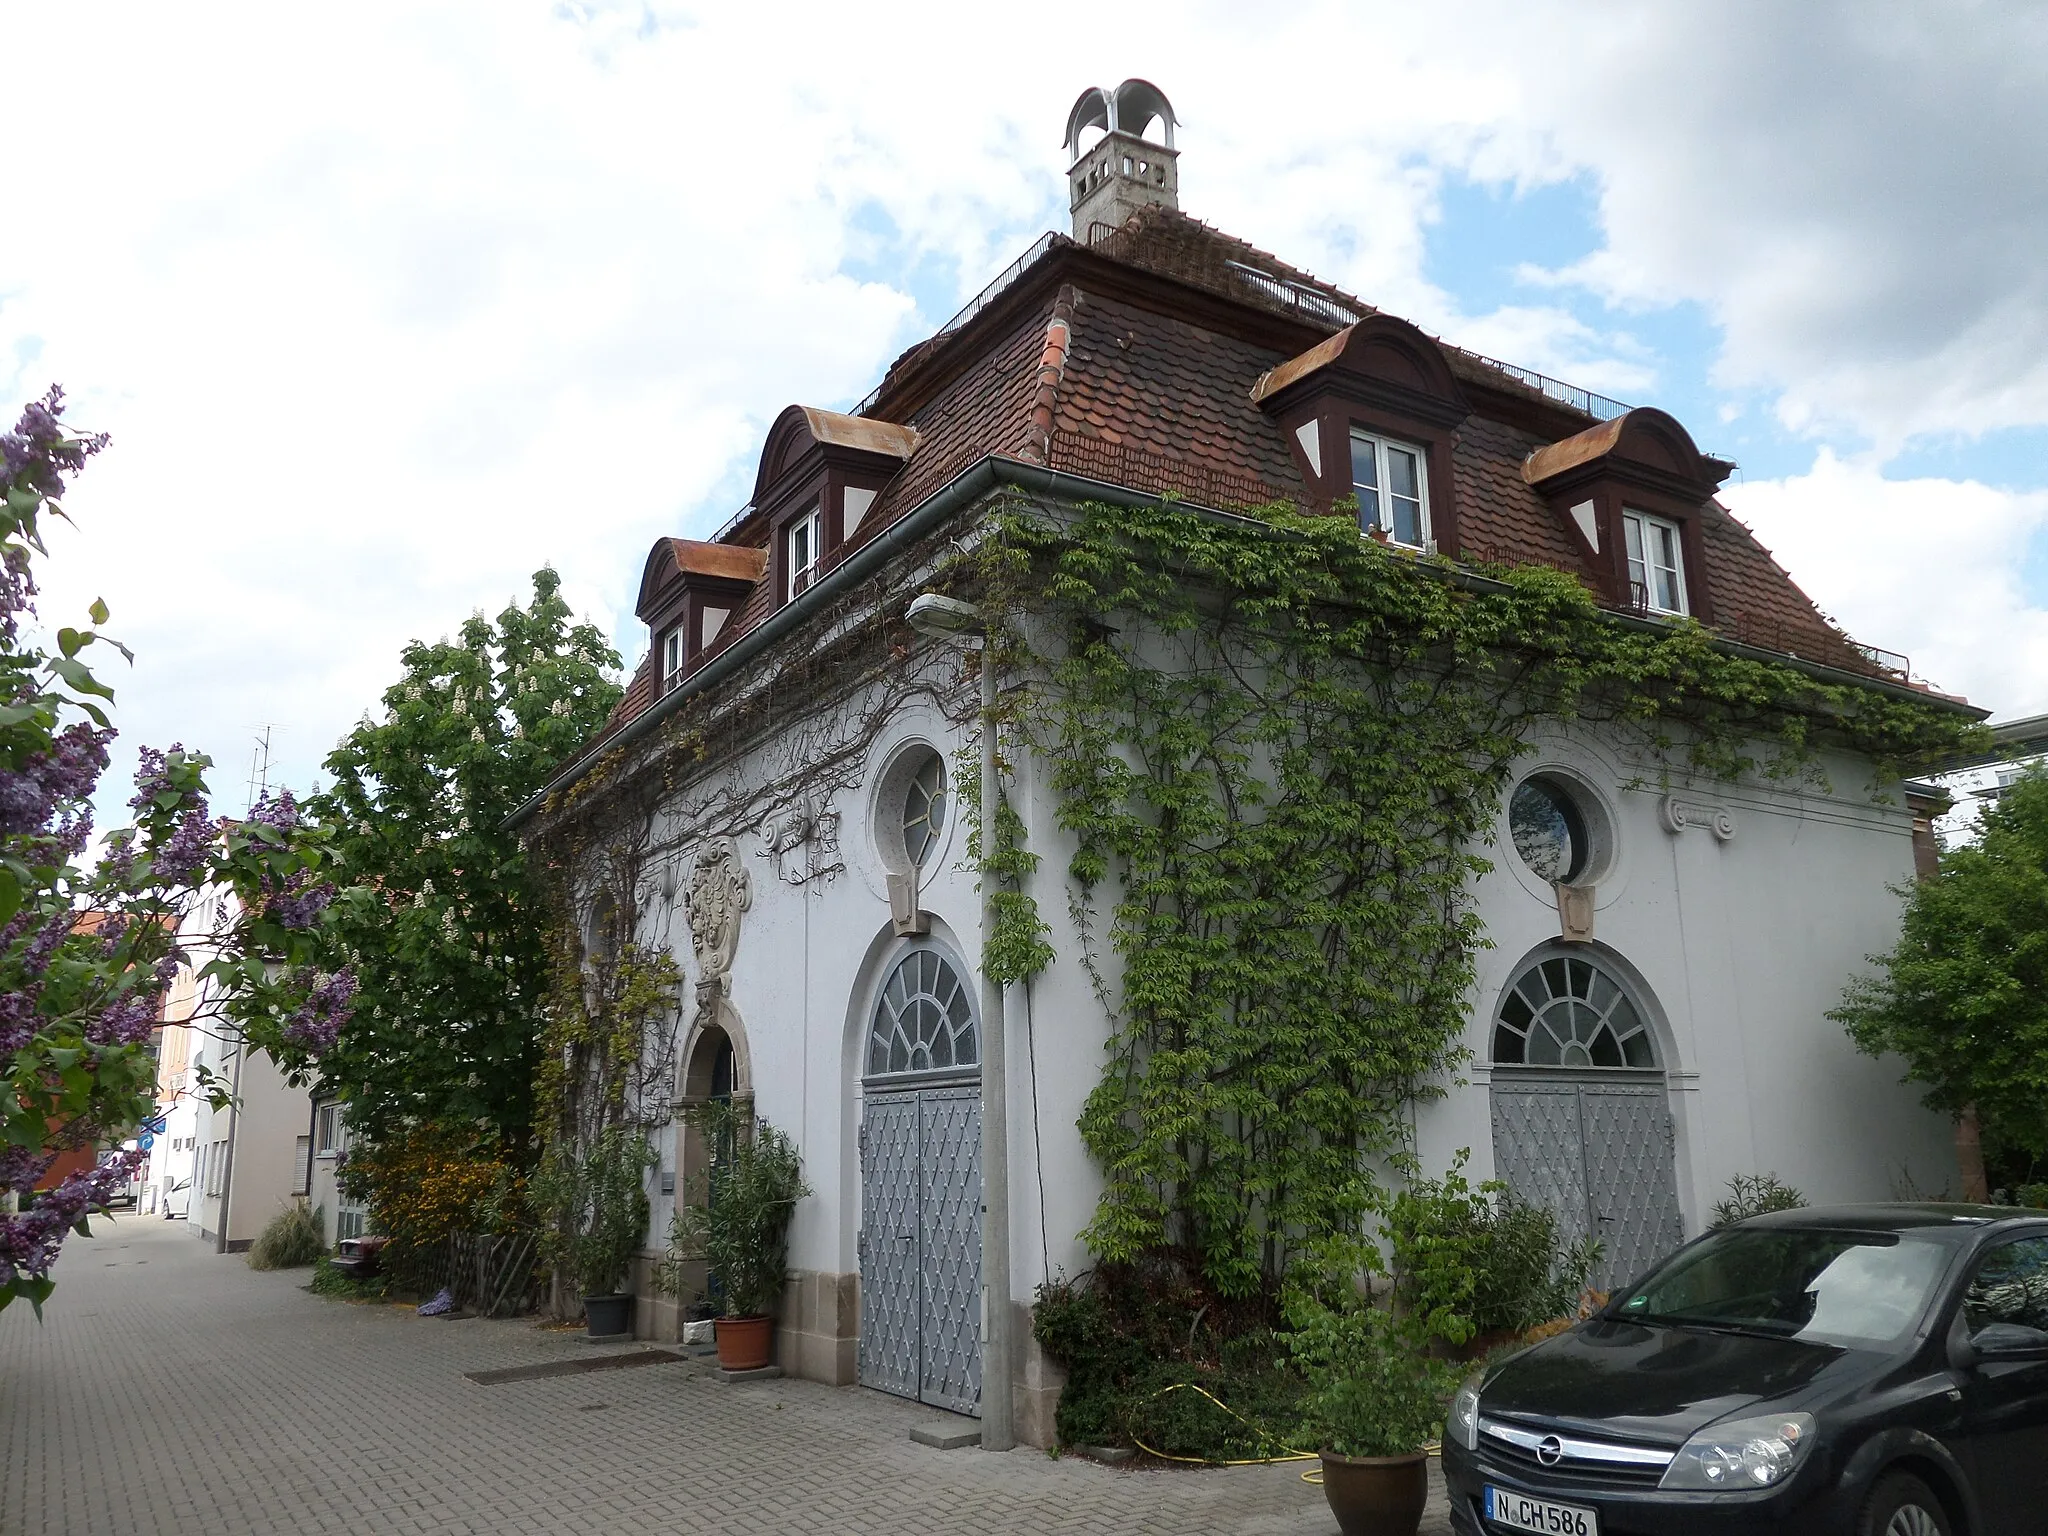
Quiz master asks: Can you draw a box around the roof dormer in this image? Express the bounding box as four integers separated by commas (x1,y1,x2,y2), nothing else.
637,537,767,689
1252,314,1471,552
1522,409,1733,621
753,405,918,608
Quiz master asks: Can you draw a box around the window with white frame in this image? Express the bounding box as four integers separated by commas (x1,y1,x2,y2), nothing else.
786,505,822,600
662,628,684,692
316,1103,343,1157
1623,510,1688,615
1350,430,1430,549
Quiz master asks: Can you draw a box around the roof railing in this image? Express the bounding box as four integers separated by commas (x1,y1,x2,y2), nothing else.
1221,260,1365,329
848,233,1060,419
1464,354,1632,422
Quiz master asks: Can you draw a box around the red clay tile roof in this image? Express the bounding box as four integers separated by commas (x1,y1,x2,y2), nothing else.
594,206,1929,739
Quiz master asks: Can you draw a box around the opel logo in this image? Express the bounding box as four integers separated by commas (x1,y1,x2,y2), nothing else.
1535,1436,1565,1467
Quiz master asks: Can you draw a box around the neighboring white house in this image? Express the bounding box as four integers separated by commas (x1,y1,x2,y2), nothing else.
306,1094,367,1249
165,888,318,1254
1930,712,2048,842
512,85,1985,1446
138,960,201,1218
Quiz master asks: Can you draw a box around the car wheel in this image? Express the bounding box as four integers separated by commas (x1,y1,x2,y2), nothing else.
1858,1472,1950,1536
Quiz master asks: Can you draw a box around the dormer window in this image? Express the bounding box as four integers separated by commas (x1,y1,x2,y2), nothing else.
1252,316,1471,553
1351,429,1430,549
662,629,684,693
1521,409,1726,624
1623,509,1688,616
786,505,821,600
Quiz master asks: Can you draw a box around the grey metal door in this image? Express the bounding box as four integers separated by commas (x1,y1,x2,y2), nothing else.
857,1093,920,1400
918,1087,983,1415
1491,1070,1684,1293
858,1086,983,1414
1579,1079,1686,1289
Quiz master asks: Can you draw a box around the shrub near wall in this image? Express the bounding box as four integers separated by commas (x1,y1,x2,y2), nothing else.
337,1122,523,1292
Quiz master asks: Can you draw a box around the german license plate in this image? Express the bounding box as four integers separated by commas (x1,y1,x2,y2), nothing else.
1485,1485,1599,1535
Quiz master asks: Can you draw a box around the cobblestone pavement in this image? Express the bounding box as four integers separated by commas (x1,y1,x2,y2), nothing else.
1,1217,1454,1535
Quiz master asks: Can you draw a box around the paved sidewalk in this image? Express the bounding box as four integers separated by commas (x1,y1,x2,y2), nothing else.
1,1217,1453,1535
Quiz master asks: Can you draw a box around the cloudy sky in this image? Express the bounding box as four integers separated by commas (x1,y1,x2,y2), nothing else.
5,0,2045,812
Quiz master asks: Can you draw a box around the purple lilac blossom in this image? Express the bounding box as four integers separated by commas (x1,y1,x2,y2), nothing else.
21,911,70,980
264,869,334,930
0,989,35,1056
246,790,299,833
0,722,114,841
0,387,108,505
0,1149,146,1290
86,988,163,1047
153,808,213,886
0,1144,54,1196
0,547,33,645
281,966,357,1056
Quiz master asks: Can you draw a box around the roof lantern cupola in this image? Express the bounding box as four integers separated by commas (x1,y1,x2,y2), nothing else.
1064,79,1179,242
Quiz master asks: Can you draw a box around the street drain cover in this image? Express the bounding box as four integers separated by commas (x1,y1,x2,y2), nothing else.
465,1350,684,1386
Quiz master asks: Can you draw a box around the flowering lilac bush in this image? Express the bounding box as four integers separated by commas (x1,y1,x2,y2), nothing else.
0,388,348,1314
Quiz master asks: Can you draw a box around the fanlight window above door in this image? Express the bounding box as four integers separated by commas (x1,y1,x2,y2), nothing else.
1495,954,1656,1069
867,947,978,1077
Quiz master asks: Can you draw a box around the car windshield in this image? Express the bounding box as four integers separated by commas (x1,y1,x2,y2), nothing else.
1613,1228,1951,1347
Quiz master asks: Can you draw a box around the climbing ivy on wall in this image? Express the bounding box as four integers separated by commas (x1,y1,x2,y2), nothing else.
983,496,1982,1299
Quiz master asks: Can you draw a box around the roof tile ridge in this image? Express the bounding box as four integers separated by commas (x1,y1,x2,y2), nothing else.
1130,206,1380,318
1025,284,1083,465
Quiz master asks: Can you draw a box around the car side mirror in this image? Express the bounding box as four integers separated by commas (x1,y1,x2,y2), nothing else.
1968,1322,2048,1362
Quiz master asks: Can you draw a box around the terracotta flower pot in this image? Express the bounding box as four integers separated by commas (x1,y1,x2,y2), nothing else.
714,1314,774,1371
1319,1450,1429,1536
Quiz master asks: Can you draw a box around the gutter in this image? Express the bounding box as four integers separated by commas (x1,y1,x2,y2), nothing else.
510,455,1980,828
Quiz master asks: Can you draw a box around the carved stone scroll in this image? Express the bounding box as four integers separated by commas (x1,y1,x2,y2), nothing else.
1659,794,1737,841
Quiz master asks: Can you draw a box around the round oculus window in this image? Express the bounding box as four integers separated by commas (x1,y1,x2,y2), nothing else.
1510,776,1590,885
901,751,947,868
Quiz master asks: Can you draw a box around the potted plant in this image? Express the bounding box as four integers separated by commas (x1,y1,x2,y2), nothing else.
1291,1302,1458,1536
663,1101,809,1371
535,1126,656,1339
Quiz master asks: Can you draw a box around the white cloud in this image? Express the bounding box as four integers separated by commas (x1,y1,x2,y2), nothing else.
2,0,2043,819
1723,452,2048,717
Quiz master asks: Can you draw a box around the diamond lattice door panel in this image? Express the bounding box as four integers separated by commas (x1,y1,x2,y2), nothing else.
1579,1079,1685,1292
1490,1076,1593,1256
918,1087,984,1416
857,1093,921,1400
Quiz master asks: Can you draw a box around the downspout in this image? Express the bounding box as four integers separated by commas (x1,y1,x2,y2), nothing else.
304,1091,322,1234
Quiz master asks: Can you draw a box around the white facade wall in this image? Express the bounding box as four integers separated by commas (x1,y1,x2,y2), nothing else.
618,634,1953,1440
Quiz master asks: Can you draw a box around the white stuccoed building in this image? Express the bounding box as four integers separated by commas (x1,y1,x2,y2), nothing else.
511,83,1983,1446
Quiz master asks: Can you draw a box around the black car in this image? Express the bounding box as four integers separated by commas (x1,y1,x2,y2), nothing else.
1443,1204,2048,1536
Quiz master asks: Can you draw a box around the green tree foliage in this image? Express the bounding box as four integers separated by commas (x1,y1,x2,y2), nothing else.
1836,767,2048,1157
265,571,621,1146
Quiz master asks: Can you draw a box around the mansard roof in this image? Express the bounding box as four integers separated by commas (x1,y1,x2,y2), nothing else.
592,204,1949,742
